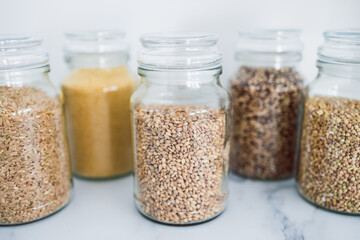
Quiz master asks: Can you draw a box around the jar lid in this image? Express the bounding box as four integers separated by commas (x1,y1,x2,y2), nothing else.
318,29,360,64
138,32,222,70
236,29,303,54
64,30,129,54
0,35,48,70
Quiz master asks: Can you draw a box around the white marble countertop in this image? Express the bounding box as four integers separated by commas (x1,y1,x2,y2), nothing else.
1,174,359,240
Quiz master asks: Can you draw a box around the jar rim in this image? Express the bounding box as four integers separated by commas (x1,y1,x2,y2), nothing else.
324,29,360,42
318,29,360,64
236,29,303,55
138,32,222,70
0,35,43,49
0,35,49,70
238,29,301,40
64,30,129,54
65,30,125,42
140,32,219,48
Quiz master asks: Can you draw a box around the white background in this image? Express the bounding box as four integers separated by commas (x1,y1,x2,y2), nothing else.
1,0,360,86
1,2,360,239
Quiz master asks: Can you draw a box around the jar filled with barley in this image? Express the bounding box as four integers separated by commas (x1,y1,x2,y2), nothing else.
131,33,231,225
0,36,72,225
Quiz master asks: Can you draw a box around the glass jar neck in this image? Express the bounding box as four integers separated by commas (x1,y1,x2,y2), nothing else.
236,52,301,68
138,67,222,86
317,61,360,79
65,52,129,69
0,65,50,86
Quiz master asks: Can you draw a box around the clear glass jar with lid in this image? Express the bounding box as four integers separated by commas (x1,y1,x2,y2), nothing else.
62,31,136,179
131,33,230,225
297,29,360,214
0,36,72,225
230,29,304,180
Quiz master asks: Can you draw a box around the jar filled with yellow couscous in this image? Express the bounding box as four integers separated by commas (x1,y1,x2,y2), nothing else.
62,31,136,179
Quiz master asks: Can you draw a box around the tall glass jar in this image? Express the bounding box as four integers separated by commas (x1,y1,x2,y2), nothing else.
63,31,136,179
297,30,360,214
230,30,304,180
131,33,230,225
0,36,72,225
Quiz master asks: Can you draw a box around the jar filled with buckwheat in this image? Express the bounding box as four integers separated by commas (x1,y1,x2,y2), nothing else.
230,30,304,180
297,29,360,214
131,33,230,225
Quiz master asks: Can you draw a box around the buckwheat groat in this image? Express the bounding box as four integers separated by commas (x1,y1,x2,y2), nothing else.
297,96,360,213
230,66,303,179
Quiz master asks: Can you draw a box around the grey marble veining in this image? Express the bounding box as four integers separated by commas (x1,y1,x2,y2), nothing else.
0,174,359,240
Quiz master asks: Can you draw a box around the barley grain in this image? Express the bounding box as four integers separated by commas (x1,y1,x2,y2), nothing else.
134,104,228,224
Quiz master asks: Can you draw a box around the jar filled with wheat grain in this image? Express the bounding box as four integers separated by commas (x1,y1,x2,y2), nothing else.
131,33,231,225
0,36,72,225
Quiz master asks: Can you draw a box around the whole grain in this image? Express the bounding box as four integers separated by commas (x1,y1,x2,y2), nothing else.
297,96,360,213
0,86,72,224
230,66,303,179
134,104,228,224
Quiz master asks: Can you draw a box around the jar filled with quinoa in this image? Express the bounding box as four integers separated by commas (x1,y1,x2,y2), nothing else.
230,30,304,179
297,29,360,214
0,36,72,225
131,33,230,225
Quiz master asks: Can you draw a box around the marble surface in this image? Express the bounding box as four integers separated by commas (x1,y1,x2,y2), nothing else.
1,174,359,240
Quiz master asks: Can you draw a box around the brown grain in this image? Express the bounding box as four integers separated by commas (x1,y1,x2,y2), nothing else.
230,66,303,179
0,86,72,224
297,96,360,213
134,104,228,224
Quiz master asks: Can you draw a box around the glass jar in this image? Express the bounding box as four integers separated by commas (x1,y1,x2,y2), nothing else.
0,36,72,225
63,31,136,179
297,29,360,214
131,33,230,225
230,30,304,179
